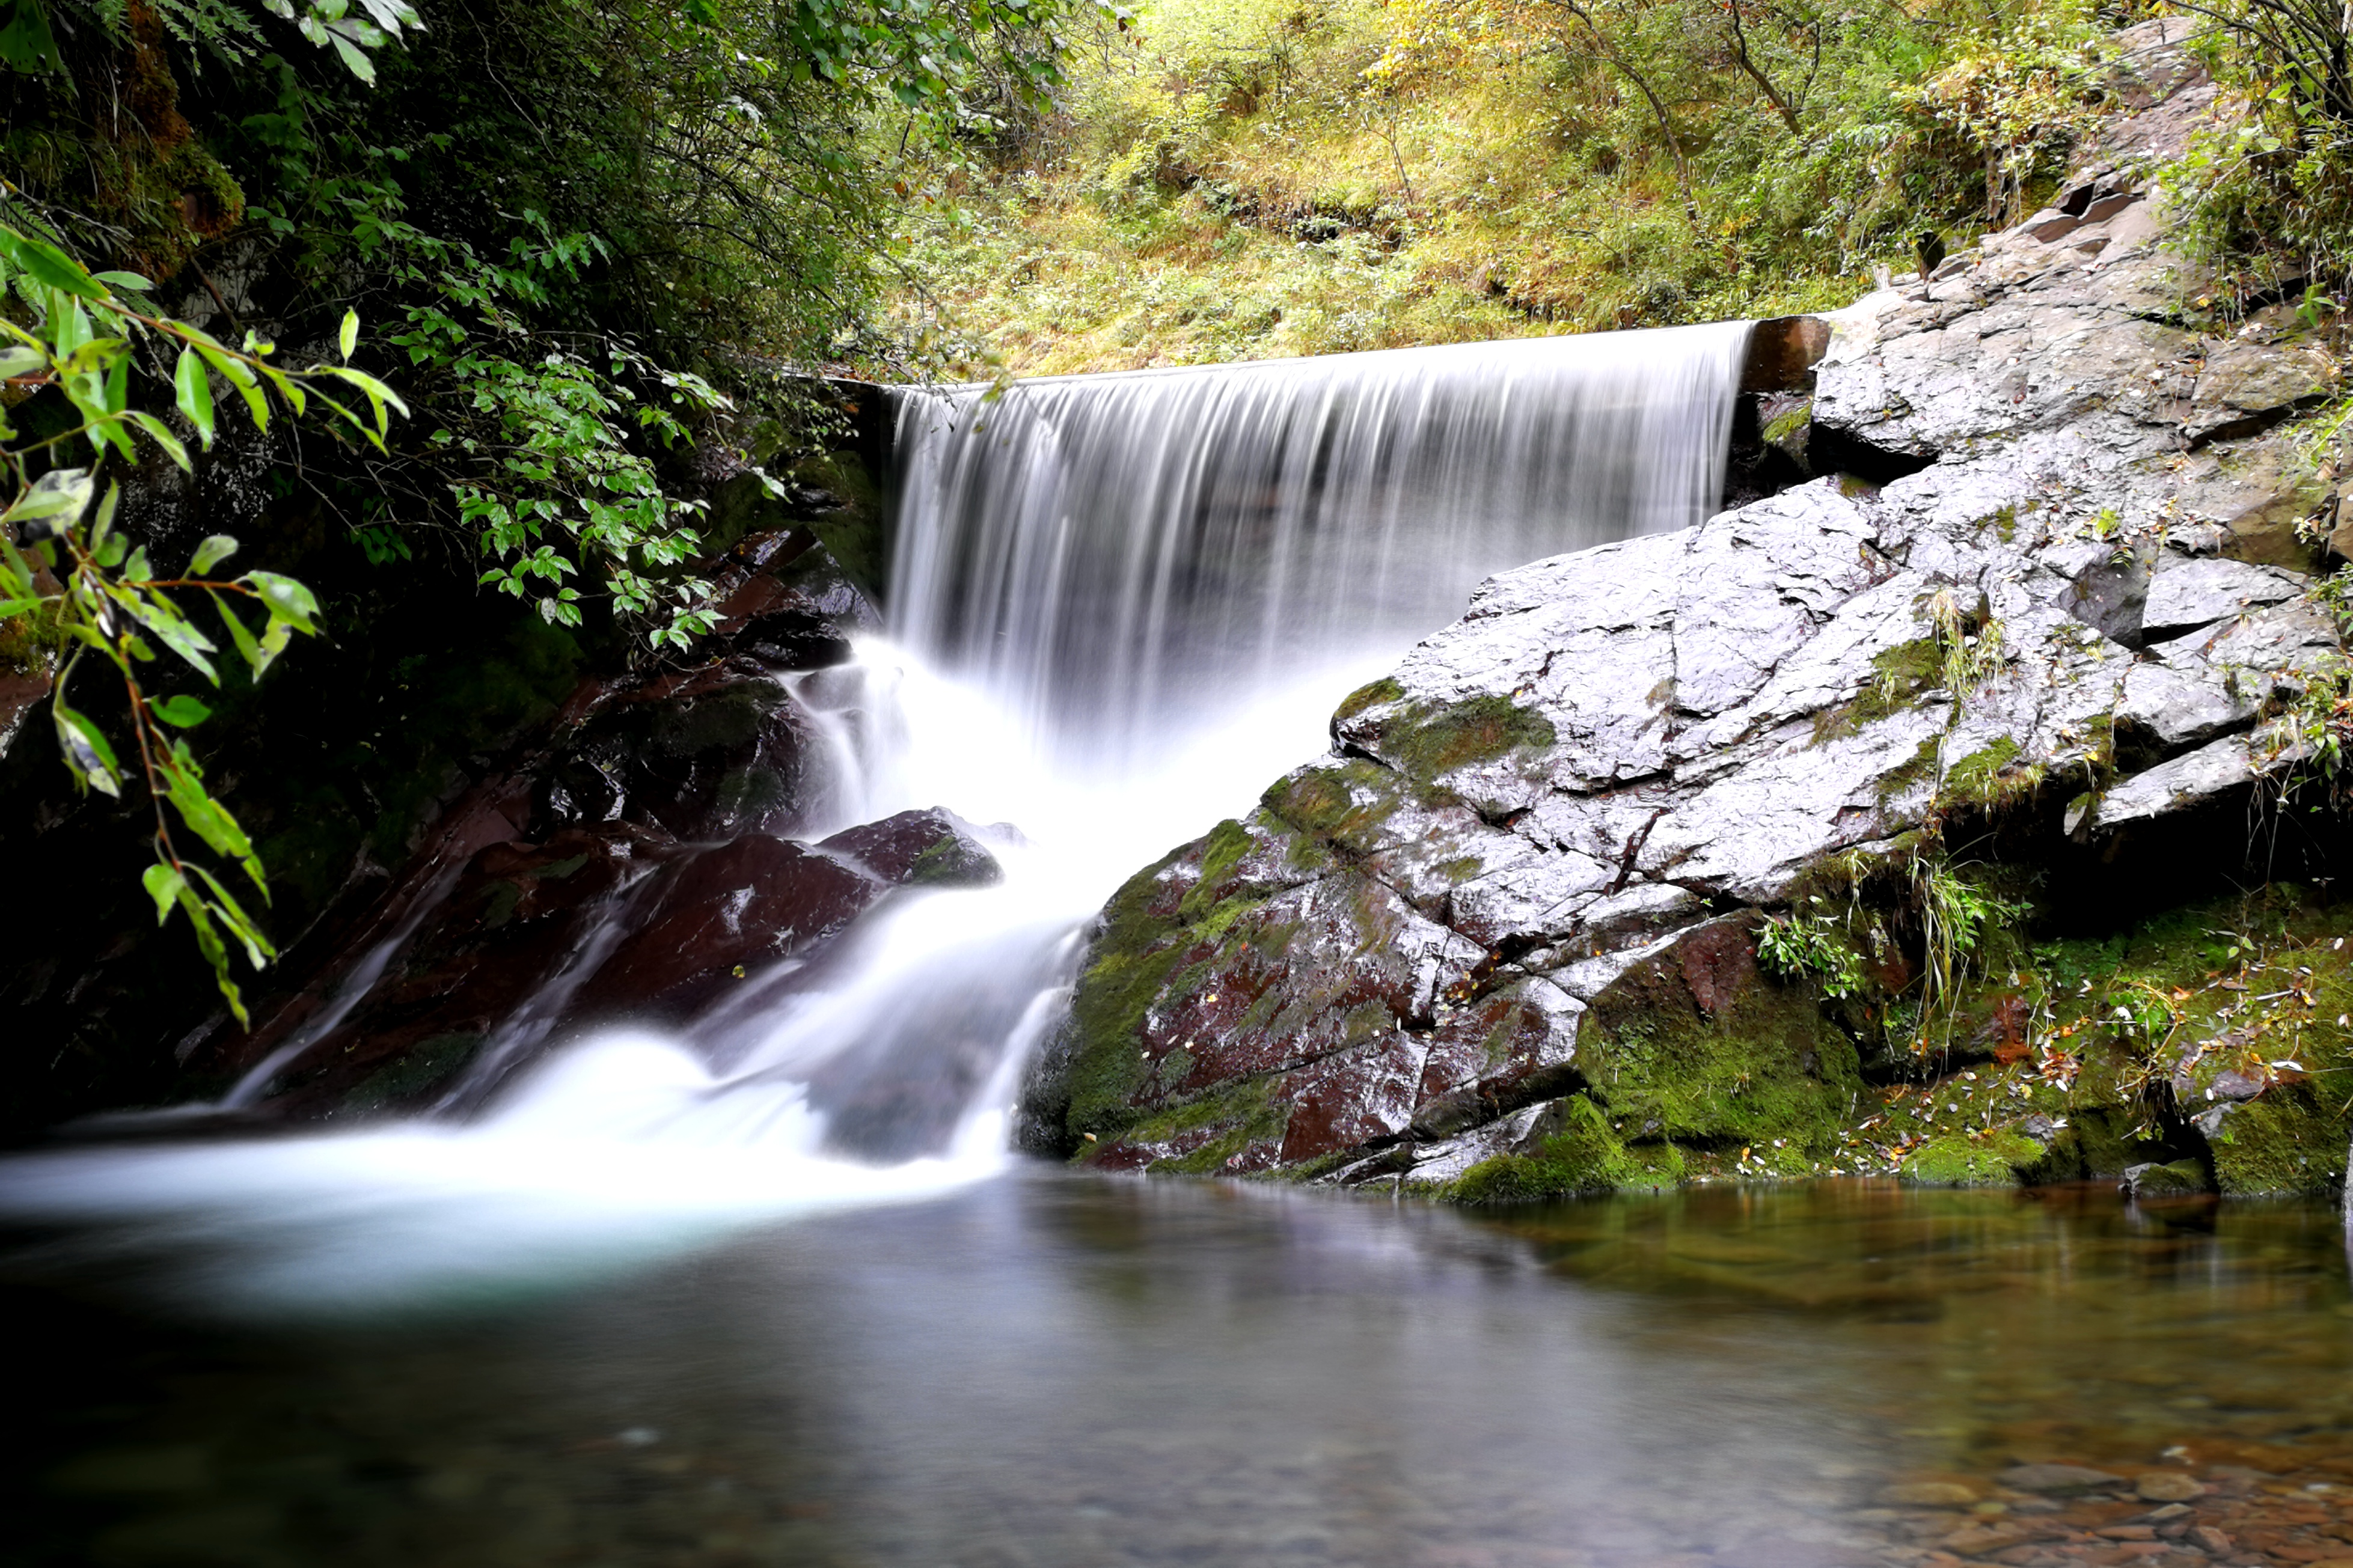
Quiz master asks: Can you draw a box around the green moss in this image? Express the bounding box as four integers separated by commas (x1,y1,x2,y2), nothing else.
1062,851,1229,1138
1259,758,1413,854
1085,1074,1290,1174
1059,816,1318,1141
1761,398,1813,447
1446,1095,1660,1201
1576,935,1864,1163
1902,1128,2043,1186
1333,676,1404,723
1875,734,1943,805
1380,695,1556,784
1985,504,2019,543
2126,1158,2212,1197
1812,635,1942,744
903,832,1000,886
1941,735,2039,813
1195,817,1255,889
0,591,67,679
2208,1088,2347,1196
794,451,888,599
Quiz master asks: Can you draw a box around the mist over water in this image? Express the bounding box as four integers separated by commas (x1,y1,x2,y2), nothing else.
0,326,1747,1311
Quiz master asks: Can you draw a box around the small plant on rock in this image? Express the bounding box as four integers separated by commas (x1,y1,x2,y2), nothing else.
1758,901,1869,997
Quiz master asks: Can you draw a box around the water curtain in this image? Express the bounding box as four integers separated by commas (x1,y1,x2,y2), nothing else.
890,324,1751,770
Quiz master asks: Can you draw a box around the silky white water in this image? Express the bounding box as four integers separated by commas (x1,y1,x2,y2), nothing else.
0,325,1747,1311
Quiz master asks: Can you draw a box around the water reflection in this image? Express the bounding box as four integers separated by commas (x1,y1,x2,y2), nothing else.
8,1177,2353,1568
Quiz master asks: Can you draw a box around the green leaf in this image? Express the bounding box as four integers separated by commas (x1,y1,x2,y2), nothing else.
242,570,321,635
159,739,257,873
0,223,100,299
339,307,360,362
150,694,212,728
194,344,268,434
142,862,187,926
5,465,93,534
103,347,129,415
88,478,118,548
126,410,191,471
121,591,220,684
89,269,154,292
0,0,66,74
171,883,249,1028
189,534,237,576
53,703,122,796
324,364,409,419
212,593,266,675
175,348,216,448
188,863,276,962
0,344,44,379
0,594,43,615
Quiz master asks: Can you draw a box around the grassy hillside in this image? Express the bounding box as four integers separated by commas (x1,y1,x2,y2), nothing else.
893,0,2126,376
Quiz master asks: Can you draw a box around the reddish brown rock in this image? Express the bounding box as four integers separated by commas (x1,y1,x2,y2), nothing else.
819,808,1004,887
572,834,883,1020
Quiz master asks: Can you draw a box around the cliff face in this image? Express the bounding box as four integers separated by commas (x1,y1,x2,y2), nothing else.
1028,21,2353,1197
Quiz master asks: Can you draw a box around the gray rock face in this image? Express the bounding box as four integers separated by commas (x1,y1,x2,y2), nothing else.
2141,555,2307,641
1043,26,2349,1184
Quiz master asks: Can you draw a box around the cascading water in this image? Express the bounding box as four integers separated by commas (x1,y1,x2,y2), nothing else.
892,327,1748,768
0,323,1748,1310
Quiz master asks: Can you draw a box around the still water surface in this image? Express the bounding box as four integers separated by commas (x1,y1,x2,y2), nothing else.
9,1176,2353,1568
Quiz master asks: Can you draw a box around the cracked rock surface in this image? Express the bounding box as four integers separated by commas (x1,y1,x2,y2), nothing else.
1023,19,2352,1186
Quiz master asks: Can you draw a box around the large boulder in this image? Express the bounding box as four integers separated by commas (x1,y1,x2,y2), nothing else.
1033,27,2353,1194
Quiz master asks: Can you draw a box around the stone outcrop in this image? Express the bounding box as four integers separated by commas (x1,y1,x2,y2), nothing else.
1028,19,2353,1195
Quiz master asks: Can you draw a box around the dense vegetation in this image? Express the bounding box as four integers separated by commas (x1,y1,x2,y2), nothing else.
0,0,1086,1021
892,0,2114,370
897,0,2353,374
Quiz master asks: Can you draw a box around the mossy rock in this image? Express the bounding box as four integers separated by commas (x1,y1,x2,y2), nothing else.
1054,815,1322,1142
1446,1094,1675,1202
2120,1158,2212,1198
1902,1128,2044,1186
1384,695,1556,784
1810,634,1944,745
1259,758,1415,855
2208,1089,2347,1197
1333,676,1403,724
1083,1075,1290,1174
1577,920,1864,1164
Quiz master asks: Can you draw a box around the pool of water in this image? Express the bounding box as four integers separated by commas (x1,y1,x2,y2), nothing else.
8,1174,2353,1568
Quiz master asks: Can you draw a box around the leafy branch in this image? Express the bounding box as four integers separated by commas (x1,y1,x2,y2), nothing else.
0,218,406,1023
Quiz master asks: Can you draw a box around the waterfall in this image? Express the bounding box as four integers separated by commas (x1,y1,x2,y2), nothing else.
892,326,1749,771
0,325,1749,1310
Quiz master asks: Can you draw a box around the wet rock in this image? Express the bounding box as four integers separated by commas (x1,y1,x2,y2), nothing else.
819,808,1003,887
235,824,672,1117
534,658,824,841
571,835,883,1020
1882,1482,1978,1507
2135,1474,2205,1502
2120,1159,2211,1199
2091,732,2282,831
2000,1465,2127,1493
2140,556,2306,642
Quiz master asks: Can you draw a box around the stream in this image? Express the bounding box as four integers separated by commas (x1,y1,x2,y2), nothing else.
10,1180,2353,1567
